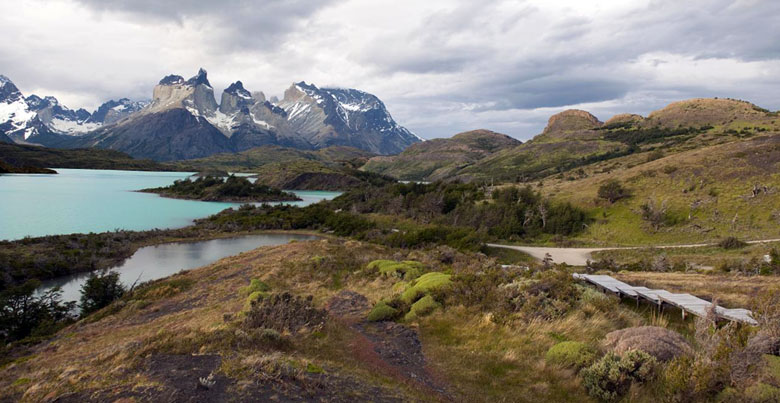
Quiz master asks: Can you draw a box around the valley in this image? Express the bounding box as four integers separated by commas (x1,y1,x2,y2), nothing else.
3,68,780,403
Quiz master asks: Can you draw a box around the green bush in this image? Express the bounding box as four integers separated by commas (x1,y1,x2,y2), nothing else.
367,301,399,322
404,295,440,321
597,180,630,203
366,260,424,280
400,272,452,304
241,278,271,295
581,350,657,402
80,270,126,316
745,383,780,403
545,341,597,369
718,236,747,250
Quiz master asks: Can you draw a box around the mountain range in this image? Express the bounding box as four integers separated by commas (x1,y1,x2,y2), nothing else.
0,69,421,160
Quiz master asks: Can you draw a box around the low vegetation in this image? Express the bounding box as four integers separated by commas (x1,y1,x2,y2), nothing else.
141,175,301,202
0,142,179,171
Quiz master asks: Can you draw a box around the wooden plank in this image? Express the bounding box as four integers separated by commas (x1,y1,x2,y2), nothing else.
573,273,758,325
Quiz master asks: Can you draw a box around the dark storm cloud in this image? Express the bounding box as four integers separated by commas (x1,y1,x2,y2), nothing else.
73,0,340,50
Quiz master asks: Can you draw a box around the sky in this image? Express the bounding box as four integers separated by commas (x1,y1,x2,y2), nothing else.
1,0,779,140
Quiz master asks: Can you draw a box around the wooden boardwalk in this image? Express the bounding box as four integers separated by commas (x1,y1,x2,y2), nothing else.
573,273,758,326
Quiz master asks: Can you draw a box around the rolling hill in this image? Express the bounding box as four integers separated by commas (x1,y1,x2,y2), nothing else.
361,129,521,181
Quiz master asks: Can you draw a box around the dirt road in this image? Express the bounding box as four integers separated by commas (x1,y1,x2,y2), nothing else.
486,238,780,266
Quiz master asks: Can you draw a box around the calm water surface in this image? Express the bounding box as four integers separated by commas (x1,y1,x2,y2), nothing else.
0,169,340,240
38,233,320,303
0,168,339,303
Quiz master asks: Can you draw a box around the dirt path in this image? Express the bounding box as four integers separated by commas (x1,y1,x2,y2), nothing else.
486,238,780,266
327,290,452,401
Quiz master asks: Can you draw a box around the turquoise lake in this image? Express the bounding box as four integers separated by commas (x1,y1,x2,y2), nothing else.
0,169,340,241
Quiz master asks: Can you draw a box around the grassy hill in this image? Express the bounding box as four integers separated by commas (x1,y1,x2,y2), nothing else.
538,132,780,246
176,145,375,173
361,129,521,181
0,143,178,171
177,145,393,190
374,98,780,185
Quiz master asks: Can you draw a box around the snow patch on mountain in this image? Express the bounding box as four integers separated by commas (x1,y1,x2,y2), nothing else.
0,99,36,135
49,118,102,134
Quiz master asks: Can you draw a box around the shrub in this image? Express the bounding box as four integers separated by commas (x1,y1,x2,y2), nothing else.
581,350,657,402
80,270,126,316
404,295,440,321
745,383,780,402
718,237,747,250
597,180,630,203
545,341,597,369
400,272,452,304
366,260,424,280
367,300,398,322
241,278,271,295
507,270,581,320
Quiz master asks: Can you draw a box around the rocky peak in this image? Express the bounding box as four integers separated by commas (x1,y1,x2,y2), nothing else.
87,98,148,125
159,74,184,86
0,75,24,103
542,109,602,134
185,68,211,87
219,81,256,115
224,81,250,97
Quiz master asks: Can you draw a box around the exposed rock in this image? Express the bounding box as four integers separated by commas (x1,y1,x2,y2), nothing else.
362,129,520,181
747,331,780,355
604,113,644,127
604,326,692,362
645,98,768,129
244,292,327,333
542,109,602,134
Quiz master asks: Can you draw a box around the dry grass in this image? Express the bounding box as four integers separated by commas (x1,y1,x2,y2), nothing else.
613,272,780,308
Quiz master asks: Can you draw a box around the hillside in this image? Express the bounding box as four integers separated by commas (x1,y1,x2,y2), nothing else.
140,175,301,202
538,131,780,246
0,142,177,171
177,145,392,191
361,129,521,181
380,98,780,184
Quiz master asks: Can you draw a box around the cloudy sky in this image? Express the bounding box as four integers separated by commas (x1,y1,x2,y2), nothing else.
1,0,779,140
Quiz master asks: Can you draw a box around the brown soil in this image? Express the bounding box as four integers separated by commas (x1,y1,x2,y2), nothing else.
326,290,452,401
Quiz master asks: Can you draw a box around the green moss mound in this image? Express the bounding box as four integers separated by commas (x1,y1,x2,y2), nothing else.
366,260,425,280
241,279,271,295
545,341,596,369
367,301,399,322
400,272,452,304
404,295,440,321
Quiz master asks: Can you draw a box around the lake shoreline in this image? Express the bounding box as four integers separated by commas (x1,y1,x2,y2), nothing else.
0,226,327,291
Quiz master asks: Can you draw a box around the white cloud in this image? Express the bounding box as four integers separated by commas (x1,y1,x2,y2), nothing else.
0,0,778,140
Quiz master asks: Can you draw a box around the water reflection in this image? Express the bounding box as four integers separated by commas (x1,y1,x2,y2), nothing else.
37,233,319,304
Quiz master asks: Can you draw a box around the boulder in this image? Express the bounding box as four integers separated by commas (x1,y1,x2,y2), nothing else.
604,326,692,362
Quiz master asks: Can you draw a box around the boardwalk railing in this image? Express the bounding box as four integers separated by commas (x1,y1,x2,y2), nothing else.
573,273,758,326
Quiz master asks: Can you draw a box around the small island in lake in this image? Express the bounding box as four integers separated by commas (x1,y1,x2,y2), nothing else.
140,175,301,203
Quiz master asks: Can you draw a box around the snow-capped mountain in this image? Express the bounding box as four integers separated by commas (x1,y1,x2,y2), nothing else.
25,95,99,135
1,69,421,160
278,82,422,154
0,75,148,143
0,75,38,141
86,98,148,125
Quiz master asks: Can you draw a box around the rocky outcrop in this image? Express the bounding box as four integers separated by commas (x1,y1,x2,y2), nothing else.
603,326,693,362
645,98,769,129
362,129,520,181
604,113,644,127
542,109,603,134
